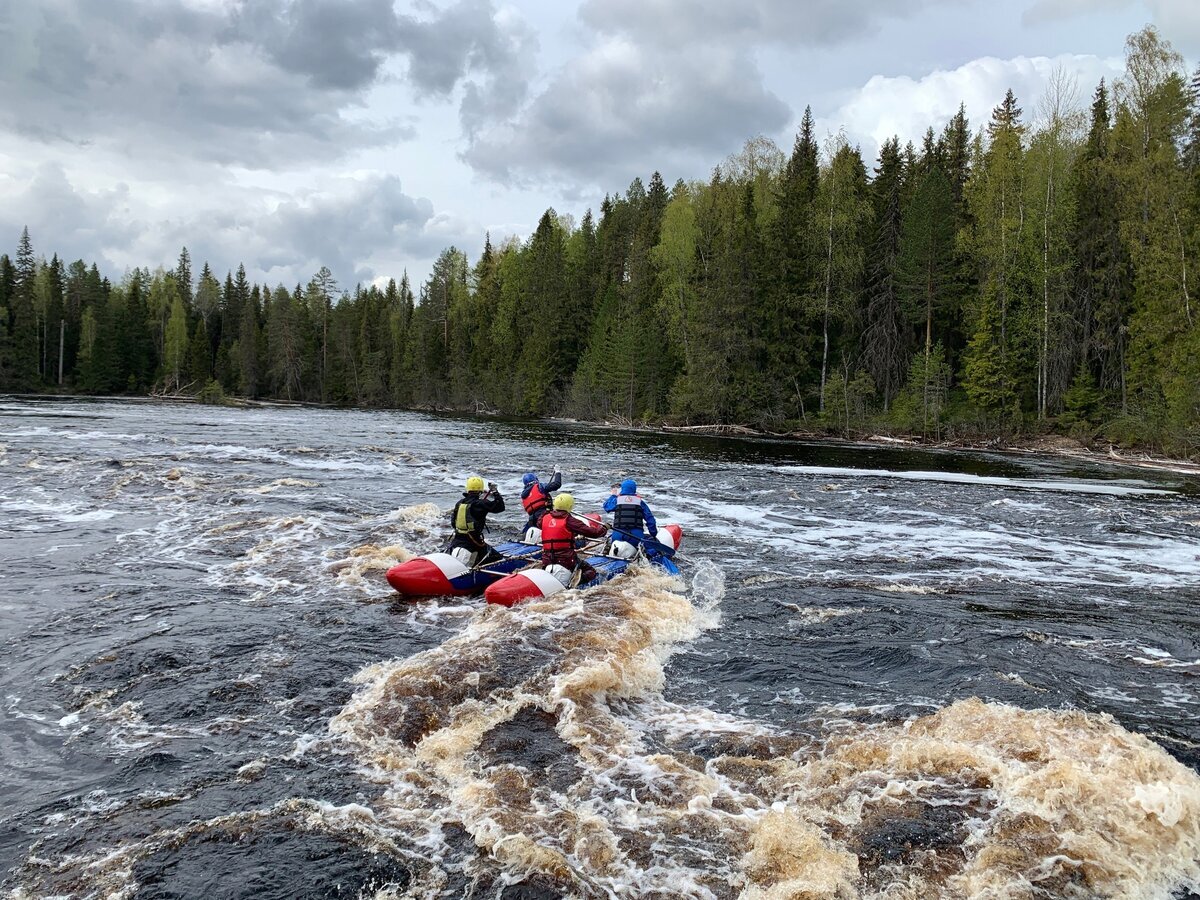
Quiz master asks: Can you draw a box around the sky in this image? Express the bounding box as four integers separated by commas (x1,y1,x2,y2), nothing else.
1,0,1198,294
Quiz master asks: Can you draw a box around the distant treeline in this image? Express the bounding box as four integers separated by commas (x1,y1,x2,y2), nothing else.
3,26,1200,454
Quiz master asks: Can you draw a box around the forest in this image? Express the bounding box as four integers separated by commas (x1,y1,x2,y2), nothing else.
3,26,1200,455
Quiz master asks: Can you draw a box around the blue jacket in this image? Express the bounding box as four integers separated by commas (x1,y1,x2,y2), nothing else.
604,485,657,538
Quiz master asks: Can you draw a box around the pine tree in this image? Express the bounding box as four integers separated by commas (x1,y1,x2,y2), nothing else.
237,284,260,397
515,210,570,412
175,247,193,307
899,167,955,366
862,137,909,407
1073,79,1131,410
307,266,336,400
0,255,13,385
187,317,211,388
4,228,40,388
266,285,303,401
118,273,154,391
768,107,821,419
389,274,414,406
38,254,65,385
963,89,1029,421
964,290,1019,426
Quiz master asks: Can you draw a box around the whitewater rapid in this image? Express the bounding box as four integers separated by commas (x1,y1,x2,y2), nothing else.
2,399,1199,898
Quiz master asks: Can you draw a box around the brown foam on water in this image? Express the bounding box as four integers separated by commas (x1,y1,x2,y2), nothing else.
13,566,1199,898
329,543,414,587
331,567,1200,899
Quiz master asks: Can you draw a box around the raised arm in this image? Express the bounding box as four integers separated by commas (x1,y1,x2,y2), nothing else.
567,513,607,538
484,484,505,513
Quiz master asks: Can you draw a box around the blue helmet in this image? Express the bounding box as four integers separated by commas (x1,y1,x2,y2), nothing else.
620,478,638,495
522,472,538,486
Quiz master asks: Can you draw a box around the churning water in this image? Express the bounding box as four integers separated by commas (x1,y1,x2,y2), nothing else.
1,398,1198,899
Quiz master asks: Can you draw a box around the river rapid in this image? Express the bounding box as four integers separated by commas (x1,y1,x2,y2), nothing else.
1,397,1198,899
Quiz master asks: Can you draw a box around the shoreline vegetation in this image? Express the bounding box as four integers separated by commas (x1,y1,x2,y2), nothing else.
9,390,1200,479
4,26,1200,462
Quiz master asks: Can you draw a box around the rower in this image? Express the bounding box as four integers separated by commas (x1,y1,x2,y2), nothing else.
520,465,562,542
603,478,658,559
448,476,505,567
541,493,607,587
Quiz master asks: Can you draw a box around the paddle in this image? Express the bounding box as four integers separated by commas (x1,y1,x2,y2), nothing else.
473,535,607,578
610,528,677,560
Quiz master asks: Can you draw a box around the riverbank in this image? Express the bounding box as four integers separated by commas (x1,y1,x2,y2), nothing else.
592,418,1200,478
8,391,1200,478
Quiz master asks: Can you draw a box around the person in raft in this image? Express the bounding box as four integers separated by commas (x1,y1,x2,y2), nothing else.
604,478,658,558
448,476,505,567
541,493,608,586
519,464,562,542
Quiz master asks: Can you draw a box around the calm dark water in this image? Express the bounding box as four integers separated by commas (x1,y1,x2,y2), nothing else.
1,398,1198,899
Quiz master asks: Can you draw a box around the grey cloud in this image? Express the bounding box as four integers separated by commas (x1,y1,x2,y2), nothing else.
1147,0,1200,58
0,0,531,169
0,0,404,168
234,0,404,91
458,0,947,190
578,0,953,49
463,43,790,189
0,164,143,273
394,0,537,132
1021,0,1132,26
148,174,441,286
262,175,437,283
1,166,440,289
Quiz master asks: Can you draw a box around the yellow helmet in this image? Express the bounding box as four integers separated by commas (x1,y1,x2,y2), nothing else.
466,475,485,492
553,493,574,512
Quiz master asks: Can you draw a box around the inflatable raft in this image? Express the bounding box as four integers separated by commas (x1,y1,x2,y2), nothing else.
484,524,683,607
385,540,542,597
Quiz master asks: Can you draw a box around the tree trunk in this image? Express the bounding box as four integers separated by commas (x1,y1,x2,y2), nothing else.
1173,209,1192,327
1041,169,1052,419
58,319,65,385
820,199,833,413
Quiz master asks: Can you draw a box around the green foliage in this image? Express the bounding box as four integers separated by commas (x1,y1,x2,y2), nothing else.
1060,362,1105,427
197,379,228,405
163,297,189,391
893,343,952,437
822,368,876,435
963,289,1020,427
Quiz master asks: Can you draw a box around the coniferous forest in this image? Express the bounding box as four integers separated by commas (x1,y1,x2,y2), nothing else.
4,27,1200,455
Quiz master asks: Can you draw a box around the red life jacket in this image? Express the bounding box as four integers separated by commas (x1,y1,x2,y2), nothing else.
522,482,549,515
541,511,575,565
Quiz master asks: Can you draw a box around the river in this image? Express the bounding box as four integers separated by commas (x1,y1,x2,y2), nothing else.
1,397,1198,899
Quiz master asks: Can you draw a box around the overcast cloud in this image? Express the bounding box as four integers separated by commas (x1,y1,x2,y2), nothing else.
0,0,1190,290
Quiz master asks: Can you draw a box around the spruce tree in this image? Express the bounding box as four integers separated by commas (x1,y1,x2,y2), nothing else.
898,167,955,366
5,228,40,388
768,107,821,419
963,90,1028,421
862,137,909,407
175,247,193,307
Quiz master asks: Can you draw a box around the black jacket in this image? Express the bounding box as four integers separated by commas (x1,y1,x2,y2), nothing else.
450,490,505,548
